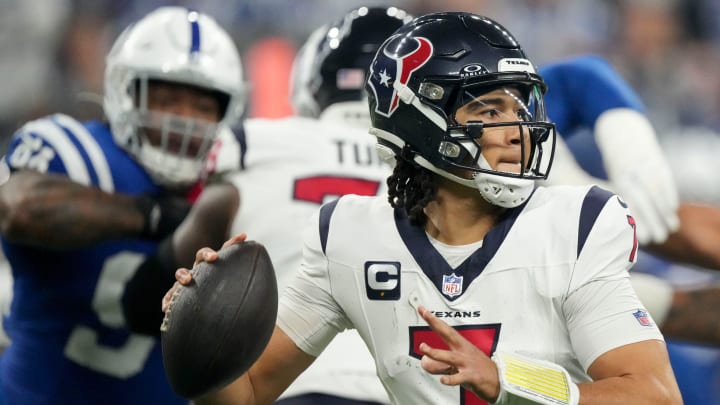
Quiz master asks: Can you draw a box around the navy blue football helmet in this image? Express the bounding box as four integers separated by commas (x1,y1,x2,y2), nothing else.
367,12,557,207
290,6,412,122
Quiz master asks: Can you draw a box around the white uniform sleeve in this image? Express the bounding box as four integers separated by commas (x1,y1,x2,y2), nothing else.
564,193,664,371
276,208,350,357
207,124,242,176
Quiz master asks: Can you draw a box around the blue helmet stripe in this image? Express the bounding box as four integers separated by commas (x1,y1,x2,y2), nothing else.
188,10,201,55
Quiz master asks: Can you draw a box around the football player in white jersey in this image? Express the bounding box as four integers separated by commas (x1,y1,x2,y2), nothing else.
166,12,681,405
211,7,411,405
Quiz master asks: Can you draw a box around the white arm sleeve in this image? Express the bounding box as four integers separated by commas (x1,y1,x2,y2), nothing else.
276,210,350,357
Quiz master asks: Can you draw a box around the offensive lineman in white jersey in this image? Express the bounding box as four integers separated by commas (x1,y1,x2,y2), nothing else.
166,12,681,405
211,7,411,405
222,121,388,404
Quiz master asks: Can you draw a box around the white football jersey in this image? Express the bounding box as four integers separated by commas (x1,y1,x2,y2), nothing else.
278,185,664,405
223,116,392,402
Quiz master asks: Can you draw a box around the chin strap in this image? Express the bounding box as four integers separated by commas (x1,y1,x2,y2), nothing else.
474,155,535,208
474,173,534,208
492,351,580,405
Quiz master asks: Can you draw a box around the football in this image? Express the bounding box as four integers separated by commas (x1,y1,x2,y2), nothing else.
160,241,278,399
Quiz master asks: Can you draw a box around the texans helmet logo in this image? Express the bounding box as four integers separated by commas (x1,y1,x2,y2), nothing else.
367,36,434,117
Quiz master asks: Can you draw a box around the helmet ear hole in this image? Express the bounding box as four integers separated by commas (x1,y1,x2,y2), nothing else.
210,90,230,120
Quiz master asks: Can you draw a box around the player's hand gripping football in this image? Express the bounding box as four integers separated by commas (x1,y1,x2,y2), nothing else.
417,306,501,403
161,233,247,312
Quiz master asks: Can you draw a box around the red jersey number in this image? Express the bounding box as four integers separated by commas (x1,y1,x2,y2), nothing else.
626,215,638,262
293,175,381,204
409,324,501,405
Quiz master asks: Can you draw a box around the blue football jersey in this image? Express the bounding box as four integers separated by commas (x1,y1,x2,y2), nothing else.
540,54,645,137
540,55,645,179
0,114,186,404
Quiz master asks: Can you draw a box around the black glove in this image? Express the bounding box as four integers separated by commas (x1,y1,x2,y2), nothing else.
122,237,177,337
135,193,192,241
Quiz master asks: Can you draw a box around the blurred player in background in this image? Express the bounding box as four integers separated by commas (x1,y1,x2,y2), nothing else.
211,7,413,405
541,54,720,270
167,12,681,405
538,54,720,405
0,7,244,404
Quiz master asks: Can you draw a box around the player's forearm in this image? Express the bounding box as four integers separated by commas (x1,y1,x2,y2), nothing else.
171,182,238,267
577,375,682,405
661,285,720,345
123,184,238,336
0,171,144,249
645,202,720,270
576,340,682,405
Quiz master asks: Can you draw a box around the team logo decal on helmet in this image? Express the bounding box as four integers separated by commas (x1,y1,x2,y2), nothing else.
367,36,433,117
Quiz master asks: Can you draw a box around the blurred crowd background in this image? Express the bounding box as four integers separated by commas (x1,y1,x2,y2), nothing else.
2,0,720,153
1,0,720,400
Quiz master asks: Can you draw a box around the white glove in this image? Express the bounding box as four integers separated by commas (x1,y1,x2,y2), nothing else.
541,134,612,190
595,108,680,245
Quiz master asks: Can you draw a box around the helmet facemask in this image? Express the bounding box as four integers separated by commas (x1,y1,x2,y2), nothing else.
120,76,226,188
431,81,556,207
372,75,556,208
437,82,554,179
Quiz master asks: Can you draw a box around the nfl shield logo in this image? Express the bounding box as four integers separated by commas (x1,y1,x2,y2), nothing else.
442,273,463,298
633,309,654,326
